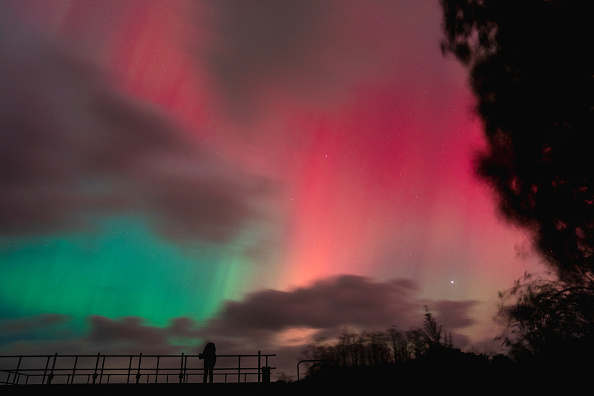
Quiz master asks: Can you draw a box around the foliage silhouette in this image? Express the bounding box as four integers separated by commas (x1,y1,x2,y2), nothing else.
422,306,453,348
296,308,591,392
441,2,594,388
440,0,594,283
497,272,594,364
298,309,503,391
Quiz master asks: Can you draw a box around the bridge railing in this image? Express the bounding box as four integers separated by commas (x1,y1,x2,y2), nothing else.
0,352,275,385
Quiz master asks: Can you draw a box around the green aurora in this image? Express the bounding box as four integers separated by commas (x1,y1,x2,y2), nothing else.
0,217,253,336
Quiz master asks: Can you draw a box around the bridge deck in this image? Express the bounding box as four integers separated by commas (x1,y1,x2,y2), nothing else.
0,382,298,395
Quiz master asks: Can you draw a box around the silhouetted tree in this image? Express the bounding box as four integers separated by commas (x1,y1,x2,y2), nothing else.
336,329,363,367
404,329,427,360
497,272,594,362
387,326,410,363
440,0,594,283
299,319,502,390
301,313,458,375
422,307,443,348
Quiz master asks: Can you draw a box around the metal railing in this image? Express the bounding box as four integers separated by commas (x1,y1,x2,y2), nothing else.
0,351,275,385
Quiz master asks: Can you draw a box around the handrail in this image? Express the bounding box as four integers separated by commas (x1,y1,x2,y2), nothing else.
0,352,275,385
296,359,335,381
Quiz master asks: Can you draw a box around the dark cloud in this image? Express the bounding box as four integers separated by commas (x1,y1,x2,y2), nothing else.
86,316,166,347
202,275,422,335
184,275,483,375
0,7,271,244
83,316,203,355
0,315,203,356
196,275,479,354
0,276,482,376
0,314,71,338
431,299,480,330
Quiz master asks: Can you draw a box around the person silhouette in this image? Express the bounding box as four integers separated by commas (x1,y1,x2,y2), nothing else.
199,342,216,383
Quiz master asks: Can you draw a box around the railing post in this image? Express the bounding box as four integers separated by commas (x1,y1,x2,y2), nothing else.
154,356,160,383
127,355,133,384
42,355,50,384
45,353,57,384
12,356,22,385
92,353,100,384
71,355,78,384
100,355,106,384
136,353,142,384
237,355,241,383
258,350,261,385
178,353,184,383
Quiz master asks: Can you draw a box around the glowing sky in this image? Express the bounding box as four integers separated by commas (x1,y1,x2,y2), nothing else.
0,0,545,377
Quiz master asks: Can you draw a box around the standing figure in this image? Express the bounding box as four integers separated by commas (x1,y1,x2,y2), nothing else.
199,342,216,383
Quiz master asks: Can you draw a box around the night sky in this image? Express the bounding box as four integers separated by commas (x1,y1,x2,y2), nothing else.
0,0,545,378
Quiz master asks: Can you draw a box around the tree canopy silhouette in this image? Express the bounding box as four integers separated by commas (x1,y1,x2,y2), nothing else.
440,0,594,282
497,271,594,367
298,312,505,391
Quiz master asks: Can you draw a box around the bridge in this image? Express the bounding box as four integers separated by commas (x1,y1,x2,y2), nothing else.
0,351,276,387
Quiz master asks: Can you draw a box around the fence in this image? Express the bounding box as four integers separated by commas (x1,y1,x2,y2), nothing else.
0,352,275,385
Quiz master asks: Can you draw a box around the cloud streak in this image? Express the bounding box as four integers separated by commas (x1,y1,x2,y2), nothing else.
194,0,448,127
0,6,271,244
0,314,71,339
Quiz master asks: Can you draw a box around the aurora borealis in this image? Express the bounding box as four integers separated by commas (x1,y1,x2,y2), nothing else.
0,0,545,377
